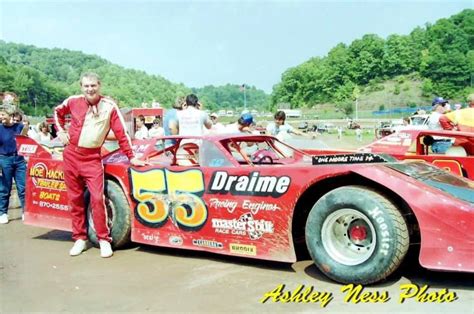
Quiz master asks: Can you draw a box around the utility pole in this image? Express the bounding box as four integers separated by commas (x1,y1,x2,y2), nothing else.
352,86,360,120
242,84,247,110
355,97,358,120
33,96,38,116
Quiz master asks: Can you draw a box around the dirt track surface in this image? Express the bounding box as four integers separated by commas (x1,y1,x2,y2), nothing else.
1,207,473,313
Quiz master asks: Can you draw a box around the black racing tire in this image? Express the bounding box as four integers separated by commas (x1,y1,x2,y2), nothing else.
87,180,131,248
305,185,409,284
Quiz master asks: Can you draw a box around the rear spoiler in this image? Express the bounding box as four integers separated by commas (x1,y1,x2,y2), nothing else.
312,153,396,165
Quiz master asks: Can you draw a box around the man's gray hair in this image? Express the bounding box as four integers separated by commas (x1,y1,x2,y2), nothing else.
0,104,16,115
80,72,101,84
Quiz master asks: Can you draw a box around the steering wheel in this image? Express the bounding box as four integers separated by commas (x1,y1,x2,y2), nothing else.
256,155,273,164
251,150,275,164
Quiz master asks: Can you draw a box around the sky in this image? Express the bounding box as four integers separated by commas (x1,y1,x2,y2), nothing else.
0,0,471,93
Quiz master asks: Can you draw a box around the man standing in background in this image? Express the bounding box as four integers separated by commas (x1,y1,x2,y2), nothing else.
134,115,149,139
174,94,212,136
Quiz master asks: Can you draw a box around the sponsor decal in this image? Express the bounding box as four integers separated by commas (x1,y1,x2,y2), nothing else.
141,232,160,244
38,201,68,211
312,153,389,165
192,239,224,249
229,243,257,256
29,163,64,180
169,235,183,246
29,162,67,191
242,200,280,215
209,198,238,213
209,198,281,215
212,213,274,240
208,171,290,198
19,144,37,154
39,191,61,201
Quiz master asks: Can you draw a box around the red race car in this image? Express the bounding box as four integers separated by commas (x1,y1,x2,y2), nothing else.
17,134,473,284
360,129,474,180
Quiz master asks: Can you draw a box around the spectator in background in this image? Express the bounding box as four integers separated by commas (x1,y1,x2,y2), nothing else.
428,97,449,130
428,97,453,153
37,122,52,142
337,126,343,140
12,112,22,124
442,94,474,133
148,118,164,138
175,94,212,136
0,106,27,224
355,127,362,142
22,118,40,141
134,115,149,140
266,110,314,141
225,112,256,134
164,97,185,136
207,113,226,134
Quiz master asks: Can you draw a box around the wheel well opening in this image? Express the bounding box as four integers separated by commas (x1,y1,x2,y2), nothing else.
291,173,420,260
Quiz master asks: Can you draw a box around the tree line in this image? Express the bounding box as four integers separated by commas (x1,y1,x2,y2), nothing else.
0,42,270,116
271,9,473,110
0,9,472,116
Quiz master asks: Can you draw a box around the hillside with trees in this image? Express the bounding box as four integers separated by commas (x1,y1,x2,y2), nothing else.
271,9,473,113
0,42,270,115
0,9,472,117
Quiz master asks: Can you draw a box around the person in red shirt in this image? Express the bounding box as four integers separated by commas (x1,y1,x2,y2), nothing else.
55,72,145,258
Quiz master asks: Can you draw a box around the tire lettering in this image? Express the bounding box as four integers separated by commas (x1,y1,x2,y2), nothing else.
369,206,391,255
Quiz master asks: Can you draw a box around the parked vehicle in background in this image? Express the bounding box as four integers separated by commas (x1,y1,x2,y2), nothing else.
375,114,429,139
361,129,474,179
297,121,309,132
315,122,336,133
347,120,360,129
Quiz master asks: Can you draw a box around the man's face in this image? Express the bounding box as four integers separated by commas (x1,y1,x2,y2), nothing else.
81,76,101,103
275,118,285,126
0,111,11,124
437,103,447,113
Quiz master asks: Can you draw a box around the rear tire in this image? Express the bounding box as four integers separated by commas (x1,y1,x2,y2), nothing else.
305,185,409,284
87,180,131,248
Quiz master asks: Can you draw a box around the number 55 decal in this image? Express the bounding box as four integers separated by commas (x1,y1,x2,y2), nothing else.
129,168,208,231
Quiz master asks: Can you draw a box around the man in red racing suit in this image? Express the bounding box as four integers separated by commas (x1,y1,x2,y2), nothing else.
55,72,145,258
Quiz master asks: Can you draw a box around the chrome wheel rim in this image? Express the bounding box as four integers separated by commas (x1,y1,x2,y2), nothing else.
321,208,376,265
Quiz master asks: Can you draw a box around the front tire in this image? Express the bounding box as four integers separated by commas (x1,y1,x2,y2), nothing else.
305,185,409,284
87,180,131,248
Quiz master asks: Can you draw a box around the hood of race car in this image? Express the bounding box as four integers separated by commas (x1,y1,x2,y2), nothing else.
386,161,474,204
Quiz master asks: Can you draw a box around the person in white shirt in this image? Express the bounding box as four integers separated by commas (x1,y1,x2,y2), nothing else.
175,94,212,136
428,97,449,130
148,118,164,138
37,122,52,142
134,115,149,140
207,113,226,134
266,111,314,141
427,97,452,154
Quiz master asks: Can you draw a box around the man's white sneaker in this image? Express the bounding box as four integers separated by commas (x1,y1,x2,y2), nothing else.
0,214,8,224
69,239,87,256
99,240,113,258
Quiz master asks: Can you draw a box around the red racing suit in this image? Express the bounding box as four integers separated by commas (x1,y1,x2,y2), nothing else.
54,95,134,242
